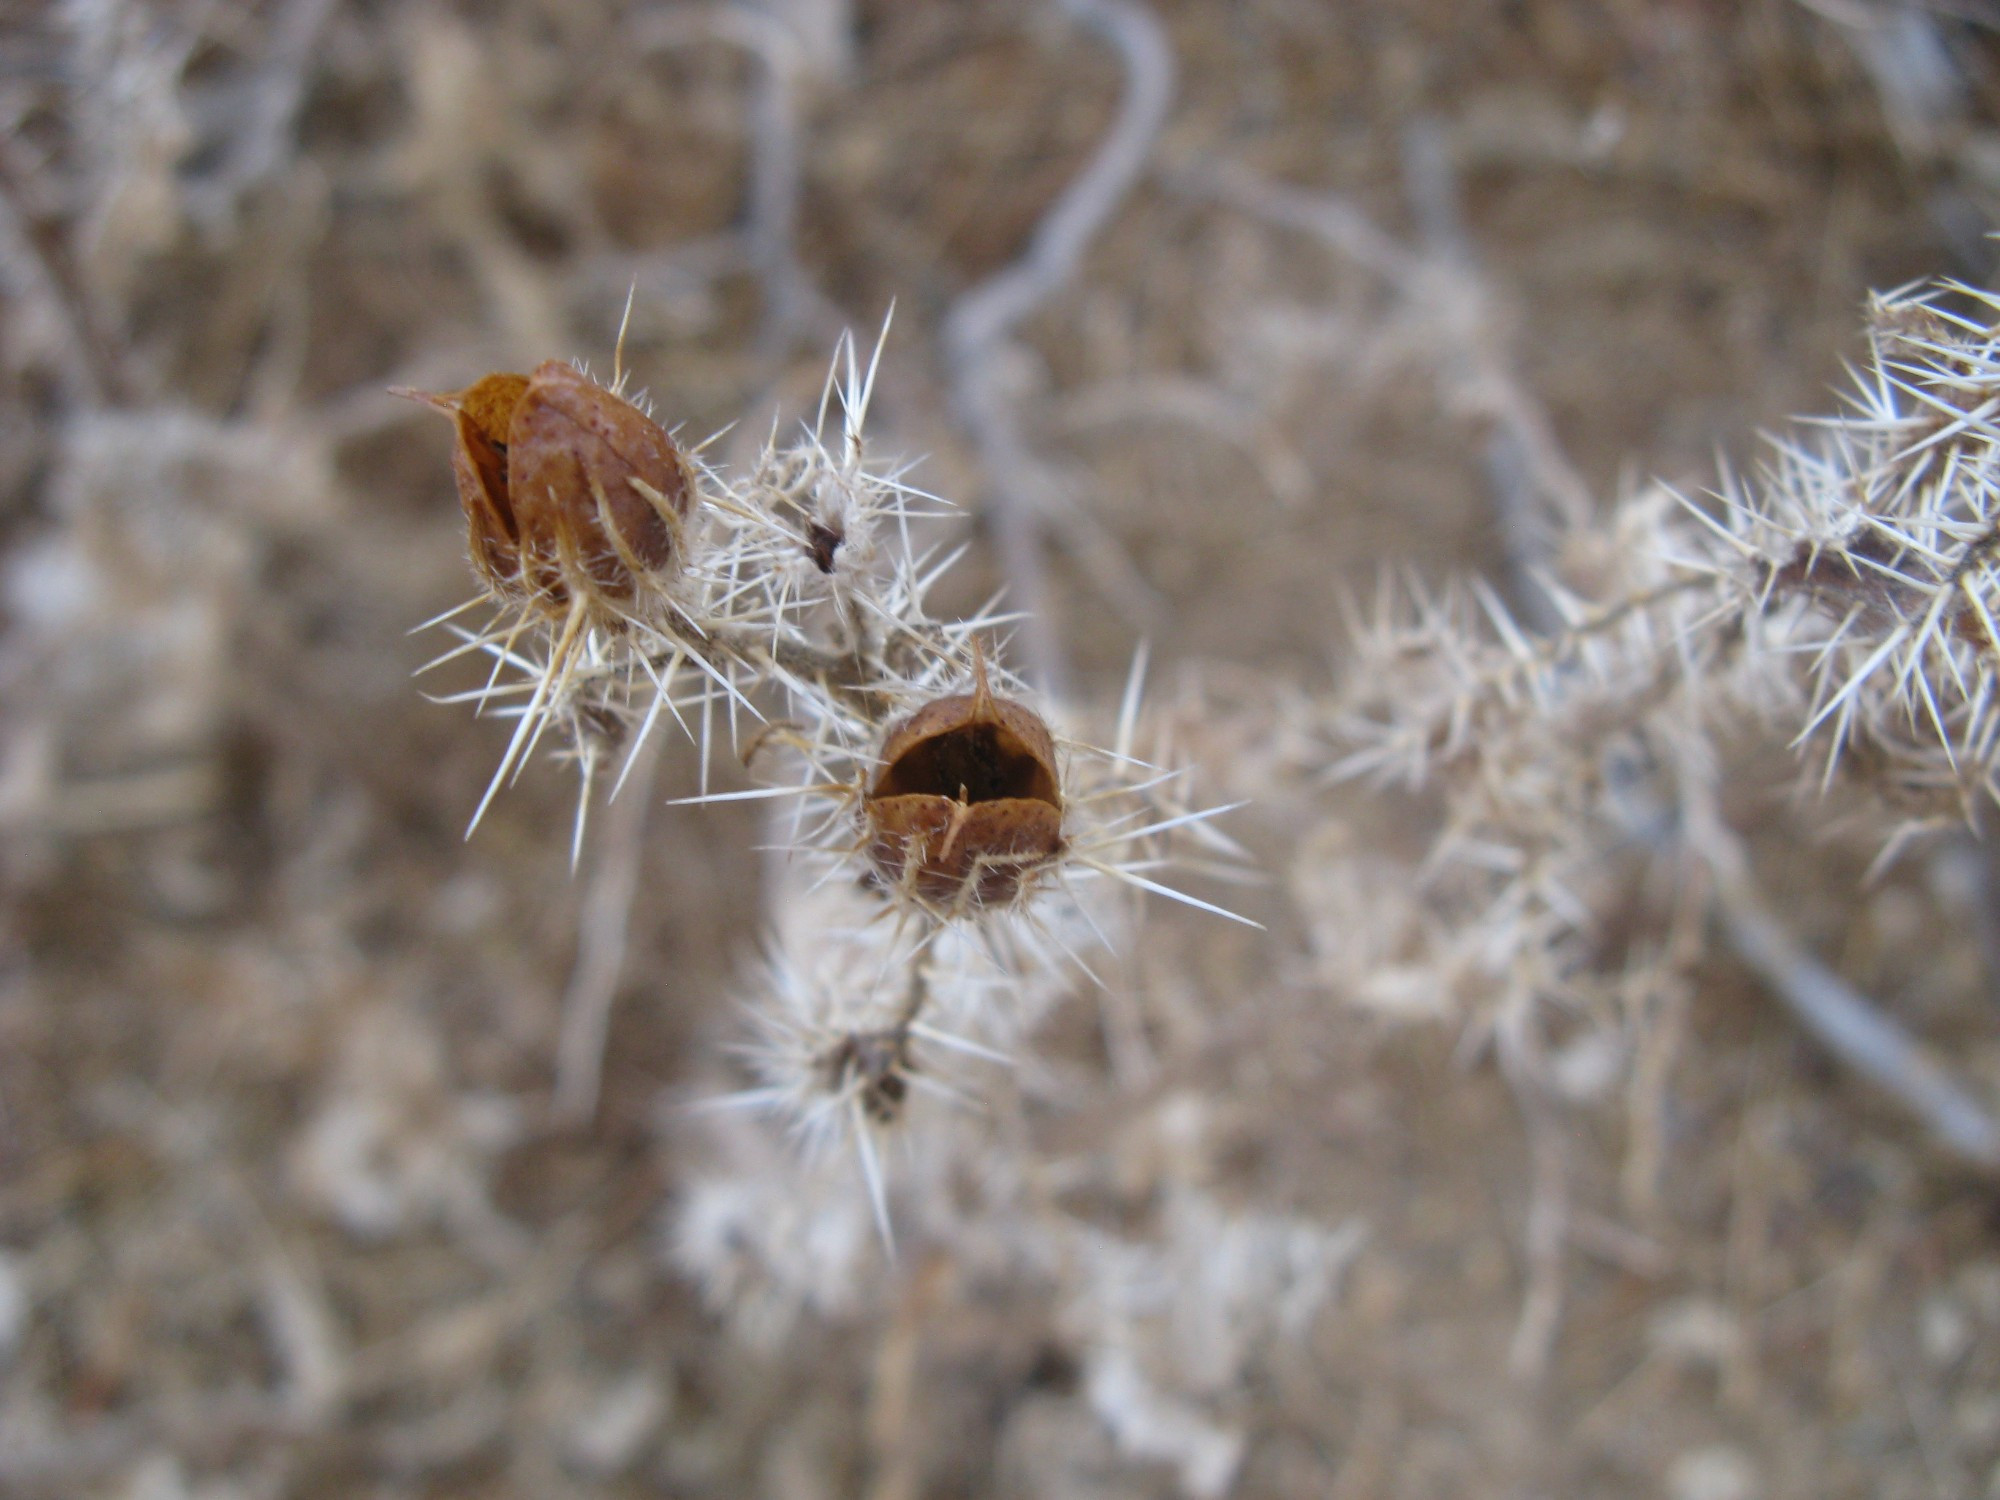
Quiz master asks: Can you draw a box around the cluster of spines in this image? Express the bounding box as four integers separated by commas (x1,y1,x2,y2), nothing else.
408,321,1255,1243
1335,282,2000,825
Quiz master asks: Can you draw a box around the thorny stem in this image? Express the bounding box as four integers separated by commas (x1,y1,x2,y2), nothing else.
1367,575,1711,769
816,947,936,1131
1534,577,1712,654
1393,574,1710,687
1440,557,2000,1169
891,954,933,1032
662,609,896,719
1761,514,2000,658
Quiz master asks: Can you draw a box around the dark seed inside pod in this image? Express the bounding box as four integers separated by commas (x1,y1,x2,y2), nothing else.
864,663,1064,909
872,707,1059,806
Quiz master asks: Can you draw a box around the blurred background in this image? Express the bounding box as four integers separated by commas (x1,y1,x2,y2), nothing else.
3,1,2000,1496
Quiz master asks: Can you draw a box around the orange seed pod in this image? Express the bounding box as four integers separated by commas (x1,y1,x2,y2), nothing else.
864,658,1064,909
399,361,694,617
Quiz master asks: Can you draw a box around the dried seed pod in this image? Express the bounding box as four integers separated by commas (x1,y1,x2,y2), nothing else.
399,361,694,617
864,658,1064,909
440,371,530,593
805,519,844,574
822,1027,914,1124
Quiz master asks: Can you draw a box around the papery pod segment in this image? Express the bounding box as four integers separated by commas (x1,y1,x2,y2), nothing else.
400,360,695,618
864,655,1065,910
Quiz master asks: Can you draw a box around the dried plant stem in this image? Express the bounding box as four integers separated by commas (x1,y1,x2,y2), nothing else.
6,761,219,836
1968,813,2000,993
942,0,1177,697
1498,1005,1569,1379
187,0,339,217
891,961,932,1031
1622,890,1705,1224
1698,818,2000,1168
0,160,121,405
864,1255,949,1500
733,6,822,352
634,5,839,353
672,612,859,682
943,0,1176,358
662,609,894,722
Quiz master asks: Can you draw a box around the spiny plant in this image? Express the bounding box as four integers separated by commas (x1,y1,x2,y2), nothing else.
1305,279,2000,1174
401,319,1256,1242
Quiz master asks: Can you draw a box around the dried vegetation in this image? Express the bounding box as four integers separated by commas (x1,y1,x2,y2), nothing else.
5,2,2000,1498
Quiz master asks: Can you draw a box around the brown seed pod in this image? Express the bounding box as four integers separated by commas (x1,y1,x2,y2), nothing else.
398,360,694,618
864,656,1064,910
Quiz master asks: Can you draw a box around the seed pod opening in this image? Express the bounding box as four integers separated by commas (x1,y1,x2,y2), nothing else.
865,663,1063,909
399,361,694,617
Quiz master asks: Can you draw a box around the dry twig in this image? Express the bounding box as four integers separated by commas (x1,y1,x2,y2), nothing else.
1697,816,2000,1168
633,4,845,354
942,0,1177,698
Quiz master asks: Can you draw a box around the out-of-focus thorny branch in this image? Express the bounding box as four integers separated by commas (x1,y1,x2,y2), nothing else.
1232,123,2000,1360
1304,275,2000,1175
943,0,1177,700
1208,133,2000,1174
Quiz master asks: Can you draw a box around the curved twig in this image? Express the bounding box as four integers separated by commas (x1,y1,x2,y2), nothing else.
1695,811,2000,1168
942,0,1177,699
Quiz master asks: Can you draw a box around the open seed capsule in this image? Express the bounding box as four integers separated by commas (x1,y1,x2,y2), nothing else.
399,361,694,618
864,662,1064,910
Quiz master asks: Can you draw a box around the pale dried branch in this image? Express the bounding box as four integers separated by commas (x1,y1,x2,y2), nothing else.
181,0,339,224
1400,116,1592,628
942,0,1177,697
632,4,845,353
1497,1001,1570,1380
1183,142,1595,590
1696,814,2000,1168
0,165,118,404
